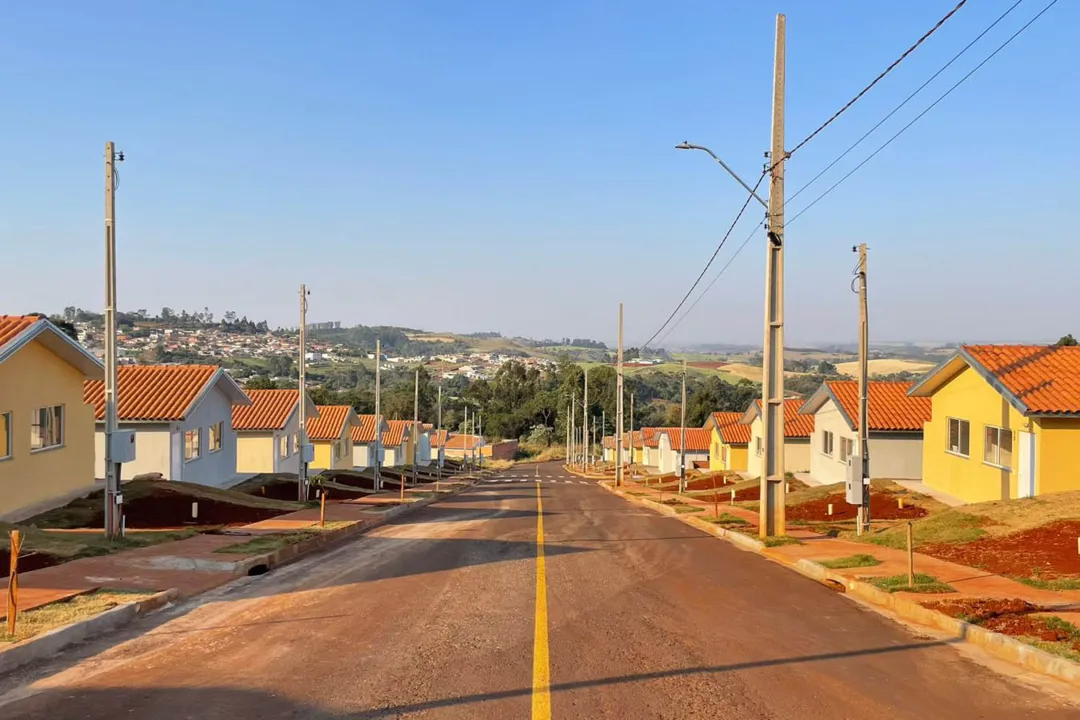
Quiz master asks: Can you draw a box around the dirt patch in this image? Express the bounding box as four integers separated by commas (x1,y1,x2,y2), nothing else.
787,491,928,522
684,474,742,492
925,598,1080,649
926,597,1041,623
920,520,1080,580
0,549,64,578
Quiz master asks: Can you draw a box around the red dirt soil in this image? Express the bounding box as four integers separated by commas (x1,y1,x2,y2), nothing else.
925,597,1080,649
920,520,1080,579
699,486,765,503
786,492,928,522
684,475,741,492
1,549,63,578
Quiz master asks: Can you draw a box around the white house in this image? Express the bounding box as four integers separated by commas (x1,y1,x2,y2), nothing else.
233,388,318,475
84,364,251,487
656,428,711,475
351,414,389,470
798,380,931,485
641,427,664,468
381,420,411,467
742,398,815,478
429,428,448,467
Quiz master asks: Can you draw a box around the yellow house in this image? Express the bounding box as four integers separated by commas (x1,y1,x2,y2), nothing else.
0,315,103,519
233,388,318,475
628,430,643,465
908,344,1080,503
308,405,359,470
742,398,815,477
703,412,750,472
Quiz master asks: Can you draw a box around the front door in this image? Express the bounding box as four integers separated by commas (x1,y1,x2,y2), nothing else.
170,431,183,481
1017,431,1036,498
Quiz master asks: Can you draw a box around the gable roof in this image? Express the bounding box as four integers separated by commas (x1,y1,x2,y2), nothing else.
641,427,665,448
430,429,449,448
84,365,249,421
308,405,358,441
740,398,815,438
717,422,752,445
232,389,316,431
445,433,483,450
382,420,412,447
664,428,711,452
909,345,1080,417
603,435,615,449
0,314,103,378
351,414,388,444
703,411,742,431
799,380,931,432
629,430,643,449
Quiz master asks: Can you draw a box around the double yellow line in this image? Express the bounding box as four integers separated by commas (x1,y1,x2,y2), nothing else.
532,482,552,719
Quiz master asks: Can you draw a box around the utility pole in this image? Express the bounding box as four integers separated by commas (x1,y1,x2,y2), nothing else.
565,403,570,465
629,392,635,476
616,302,625,486
570,393,576,467
374,339,382,490
436,385,443,483
855,244,871,533
680,360,687,492
760,13,787,538
298,284,309,501
412,369,419,487
601,409,606,462
103,141,123,540
463,403,469,472
583,370,589,470
478,412,484,472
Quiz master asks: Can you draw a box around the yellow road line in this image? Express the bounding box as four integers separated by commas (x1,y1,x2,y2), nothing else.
532,482,552,719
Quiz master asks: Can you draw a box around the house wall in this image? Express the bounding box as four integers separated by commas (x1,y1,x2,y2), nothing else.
921,366,1027,503
868,434,923,481
709,428,724,471
383,444,404,467
236,433,275,474
277,409,300,474
312,431,352,471
810,400,924,485
809,402,853,486
0,340,97,516
747,417,811,477
175,386,239,486
722,444,748,472
353,442,373,470
1037,418,1080,496
95,425,171,480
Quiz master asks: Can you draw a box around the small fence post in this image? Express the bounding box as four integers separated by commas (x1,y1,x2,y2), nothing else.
319,490,326,528
907,521,915,588
7,530,21,636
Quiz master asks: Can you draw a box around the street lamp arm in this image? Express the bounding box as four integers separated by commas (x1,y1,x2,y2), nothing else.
675,141,768,209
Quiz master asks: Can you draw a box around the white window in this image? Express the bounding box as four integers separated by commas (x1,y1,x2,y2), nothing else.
0,411,11,460
755,437,762,456
31,405,63,451
184,429,201,461
209,421,223,453
839,437,854,464
821,430,834,457
279,435,289,459
984,425,1013,469
947,418,970,457
293,432,299,453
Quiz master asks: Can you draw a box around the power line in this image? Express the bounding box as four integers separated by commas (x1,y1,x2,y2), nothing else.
788,0,1026,205
640,171,766,350
788,0,1058,226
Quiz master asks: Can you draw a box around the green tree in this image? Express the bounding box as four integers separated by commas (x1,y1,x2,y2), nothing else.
245,375,277,390
1056,334,1077,347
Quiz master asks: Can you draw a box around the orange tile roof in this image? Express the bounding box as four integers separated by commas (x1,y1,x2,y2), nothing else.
351,414,382,443
308,405,353,441
750,398,815,438
84,365,220,421
642,427,665,448
707,411,743,430
717,422,752,445
232,389,300,431
826,381,931,431
0,315,40,351
665,427,712,452
430,429,449,448
964,345,1080,416
629,430,643,449
445,433,483,450
382,420,412,447
603,435,616,449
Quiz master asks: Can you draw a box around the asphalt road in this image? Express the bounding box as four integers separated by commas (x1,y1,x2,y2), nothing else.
1,461,1077,719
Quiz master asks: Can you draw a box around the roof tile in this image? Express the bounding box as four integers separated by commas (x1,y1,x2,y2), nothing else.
751,398,815,437
965,345,1080,415
382,420,412,447
308,405,353,441
0,315,41,352
826,381,931,431
351,414,382,444
664,427,712,452
84,365,220,421
232,389,300,431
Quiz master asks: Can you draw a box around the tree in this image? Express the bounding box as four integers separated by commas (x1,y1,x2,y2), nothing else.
245,375,277,390
1057,334,1077,347
816,360,838,376
160,307,174,322
46,316,79,342
267,355,294,379
63,306,77,322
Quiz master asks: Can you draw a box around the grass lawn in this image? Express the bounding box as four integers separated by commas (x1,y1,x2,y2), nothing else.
762,535,803,548
1,589,155,644
674,505,706,514
707,513,750,526
820,553,882,569
1,523,197,563
1023,616,1080,663
213,522,352,555
1016,576,1080,591
868,573,955,594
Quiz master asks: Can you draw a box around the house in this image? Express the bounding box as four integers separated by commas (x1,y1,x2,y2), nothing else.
742,398,815,478
429,428,449,467
381,420,411,467
445,433,484,462
602,435,615,462
232,389,318,475
406,422,432,466
0,315,103,519
908,345,1080,503
84,364,252,487
308,405,360,471
351,414,389,470
703,411,751,473
628,430,643,464
656,428,711,475
798,381,931,485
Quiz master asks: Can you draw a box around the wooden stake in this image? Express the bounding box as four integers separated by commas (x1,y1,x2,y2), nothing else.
827,503,833,516
730,488,735,505
7,530,21,636
712,474,719,518
898,497,904,509
907,521,915,588
319,490,326,528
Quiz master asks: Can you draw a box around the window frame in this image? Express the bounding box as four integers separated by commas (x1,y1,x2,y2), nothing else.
839,437,854,464
821,430,834,457
279,435,289,459
983,425,1013,470
30,405,64,453
0,411,11,461
946,417,970,458
755,437,762,457
184,428,201,462
208,421,223,453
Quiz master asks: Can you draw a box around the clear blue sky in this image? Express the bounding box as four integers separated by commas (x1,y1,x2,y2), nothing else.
2,1,1076,348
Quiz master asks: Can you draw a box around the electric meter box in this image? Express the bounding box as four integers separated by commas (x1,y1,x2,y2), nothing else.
109,430,137,464
301,444,315,463
846,457,866,505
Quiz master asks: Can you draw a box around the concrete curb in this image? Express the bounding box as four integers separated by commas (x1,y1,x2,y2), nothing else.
599,480,1080,690
0,589,177,676
0,481,475,679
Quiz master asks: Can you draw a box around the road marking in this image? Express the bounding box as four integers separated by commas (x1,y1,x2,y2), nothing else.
578,481,589,485
532,482,551,719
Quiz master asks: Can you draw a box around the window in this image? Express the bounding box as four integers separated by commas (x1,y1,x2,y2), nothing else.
209,421,223,453
279,435,289,459
293,432,299,453
0,411,11,460
821,430,834,457
184,429,201,461
947,418,970,457
984,426,1013,469
755,437,762,456
332,441,341,461
840,437,854,464
721,445,728,463
31,405,63,451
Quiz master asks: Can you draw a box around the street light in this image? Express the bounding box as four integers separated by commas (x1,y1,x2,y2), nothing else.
675,142,768,209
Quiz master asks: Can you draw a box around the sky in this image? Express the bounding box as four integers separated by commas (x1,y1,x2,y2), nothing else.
2,1,1077,349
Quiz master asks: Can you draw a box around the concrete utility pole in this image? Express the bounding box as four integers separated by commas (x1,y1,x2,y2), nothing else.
478,412,483,472
680,359,688,492
436,385,443,483
616,302,625,486
565,403,571,466
855,244,871,533
463,403,469,472
412,369,419,487
760,13,787,538
103,141,123,540
374,338,382,490
583,370,589,470
630,392,635,477
570,393,576,467
298,284,310,501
